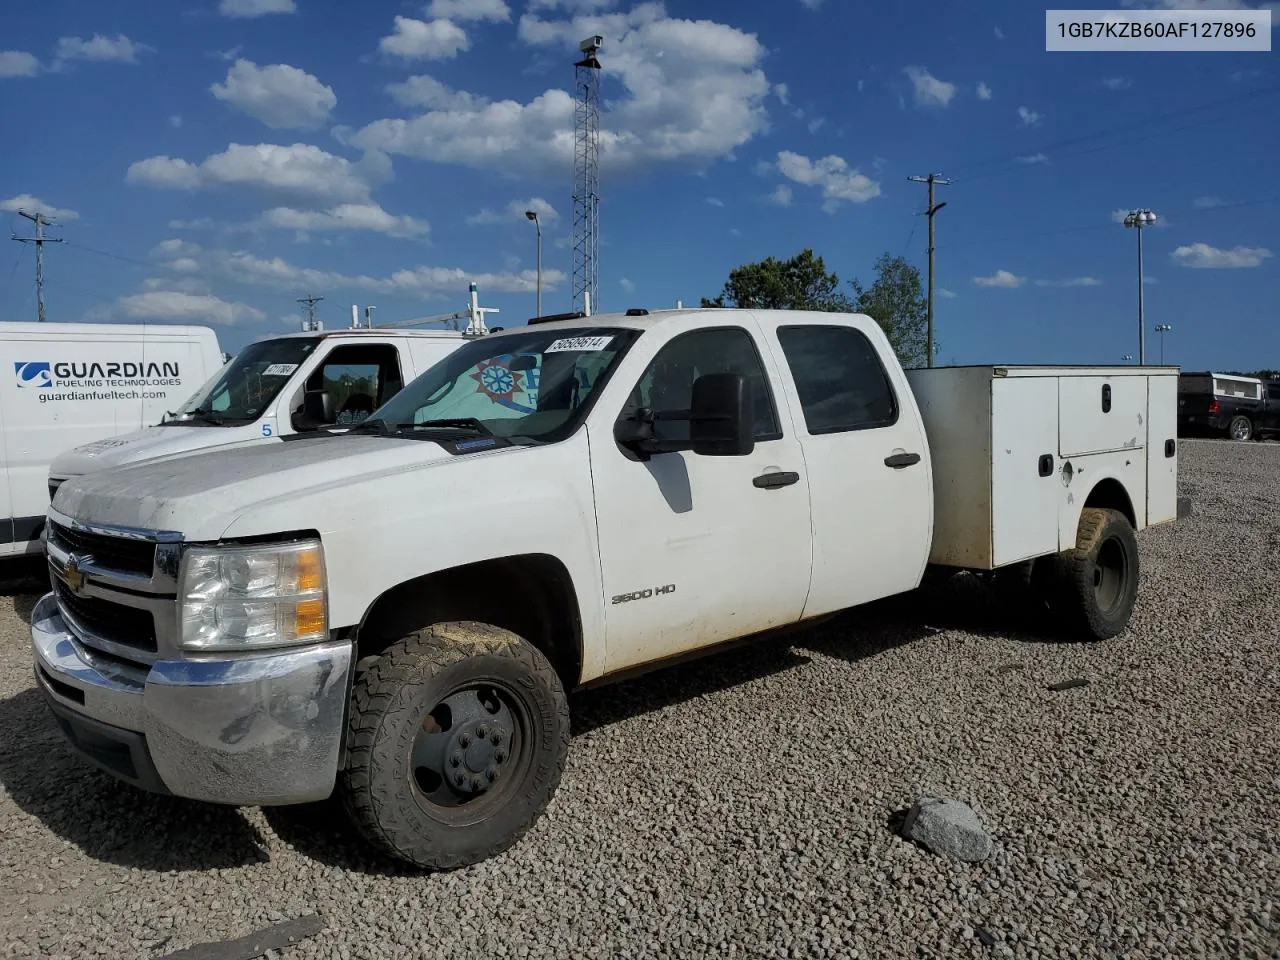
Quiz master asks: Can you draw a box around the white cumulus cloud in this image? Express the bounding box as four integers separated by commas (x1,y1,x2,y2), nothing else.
256,203,430,238
1171,242,1272,269
0,51,41,77
619,277,635,292
356,5,771,176
386,74,490,111
116,290,267,326
212,60,337,130
219,0,296,16
53,34,149,67
467,198,559,225
1102,76,1132,90
152,238,202,258
127,143,383,206
1034,277,1102,287
775,150,880,211
977,81,992,100
1018,106,1042,126
767,184,793,207
1,194,79,220
904,66,956,108
939,288,958,299
379,17,470,61
1017,153,1049,164
973,270,1025,288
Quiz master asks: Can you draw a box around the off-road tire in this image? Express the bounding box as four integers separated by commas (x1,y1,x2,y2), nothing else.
1228,415,1253,442
340,621,570,870
1048,507,1140,641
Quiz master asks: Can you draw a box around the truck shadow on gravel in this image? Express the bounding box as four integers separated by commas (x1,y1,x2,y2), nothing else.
0,688,271,873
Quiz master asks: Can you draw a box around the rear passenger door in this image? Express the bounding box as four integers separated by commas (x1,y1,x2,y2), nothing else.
769,319,933,618
1266,381,1280,433
590,323,813,674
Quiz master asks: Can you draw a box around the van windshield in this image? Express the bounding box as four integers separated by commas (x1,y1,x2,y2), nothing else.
359,326,640,443
164,337,320,426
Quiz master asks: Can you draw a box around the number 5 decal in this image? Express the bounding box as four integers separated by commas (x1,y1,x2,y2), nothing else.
262,423,274,437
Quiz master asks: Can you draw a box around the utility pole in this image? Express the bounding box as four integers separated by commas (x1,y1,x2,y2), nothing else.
297,293,324,331
12,210,64,323
907,174,952,367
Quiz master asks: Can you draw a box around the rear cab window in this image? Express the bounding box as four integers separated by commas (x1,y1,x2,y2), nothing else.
775,324,898,434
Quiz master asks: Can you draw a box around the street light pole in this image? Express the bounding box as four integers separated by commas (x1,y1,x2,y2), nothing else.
1154,323,1172,365
525,210,542,318
1123,209,1158,365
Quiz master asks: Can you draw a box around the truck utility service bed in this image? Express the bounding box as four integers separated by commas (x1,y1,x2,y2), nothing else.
905,365,1179,571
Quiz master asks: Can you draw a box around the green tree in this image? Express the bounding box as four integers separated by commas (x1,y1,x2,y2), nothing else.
701,249,853,312
849,253,929,369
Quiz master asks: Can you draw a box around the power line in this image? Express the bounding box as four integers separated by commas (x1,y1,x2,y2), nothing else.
943,82,1280,179
936,195,1280,254
62,240,152,269
11,210,64,322
297,293,324,330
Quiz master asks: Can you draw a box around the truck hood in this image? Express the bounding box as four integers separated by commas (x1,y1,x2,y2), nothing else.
53,435,462,540
49,424,265,480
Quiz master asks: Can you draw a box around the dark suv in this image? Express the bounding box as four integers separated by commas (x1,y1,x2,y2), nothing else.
1178,372,1280,441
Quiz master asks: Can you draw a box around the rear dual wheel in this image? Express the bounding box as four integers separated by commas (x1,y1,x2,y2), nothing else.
1047,507,1140,641
340,621,570,870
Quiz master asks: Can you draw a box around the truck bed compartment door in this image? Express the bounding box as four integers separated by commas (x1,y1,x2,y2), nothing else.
1059,376,1148,456
991,377,1061,566
1146,375,1178,525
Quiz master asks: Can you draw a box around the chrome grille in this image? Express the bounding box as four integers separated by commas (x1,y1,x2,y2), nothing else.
49,521,156,576
54,581,157,653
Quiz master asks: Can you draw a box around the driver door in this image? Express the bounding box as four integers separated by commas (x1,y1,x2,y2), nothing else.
588,322,813,674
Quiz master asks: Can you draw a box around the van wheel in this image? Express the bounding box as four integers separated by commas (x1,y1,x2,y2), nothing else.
340,621,570,870
1228,416,1253,442
1049,508,1140,641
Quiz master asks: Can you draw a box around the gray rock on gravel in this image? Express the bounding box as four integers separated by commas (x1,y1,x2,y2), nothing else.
901,797,993,863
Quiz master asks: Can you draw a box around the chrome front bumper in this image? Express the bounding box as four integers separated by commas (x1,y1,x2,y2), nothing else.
31,592,353,806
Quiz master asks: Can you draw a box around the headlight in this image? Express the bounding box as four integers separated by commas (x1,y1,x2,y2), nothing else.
179,539,327,652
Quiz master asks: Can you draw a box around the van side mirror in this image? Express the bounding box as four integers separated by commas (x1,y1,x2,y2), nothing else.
690,373,754,457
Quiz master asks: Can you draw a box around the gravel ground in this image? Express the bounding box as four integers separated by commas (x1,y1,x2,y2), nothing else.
1,438,1277,960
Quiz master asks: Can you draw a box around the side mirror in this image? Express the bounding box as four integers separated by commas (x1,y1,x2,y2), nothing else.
614,406,656,458
690,373,754,457
296,389,333,429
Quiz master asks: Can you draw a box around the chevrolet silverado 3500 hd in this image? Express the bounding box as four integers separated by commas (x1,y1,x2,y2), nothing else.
32,308,1182,869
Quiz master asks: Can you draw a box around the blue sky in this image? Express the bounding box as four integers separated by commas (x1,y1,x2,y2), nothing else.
1,0,1276,367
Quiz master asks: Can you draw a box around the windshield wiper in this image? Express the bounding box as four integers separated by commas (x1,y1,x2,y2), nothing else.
398,418,494,436
181,407,224,426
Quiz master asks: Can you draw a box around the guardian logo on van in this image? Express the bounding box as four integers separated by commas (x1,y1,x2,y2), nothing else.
14,362,52,389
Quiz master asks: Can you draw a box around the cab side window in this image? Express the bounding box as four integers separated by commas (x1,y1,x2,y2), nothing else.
304,344,404,425
623,327,781,443
777,325,898,434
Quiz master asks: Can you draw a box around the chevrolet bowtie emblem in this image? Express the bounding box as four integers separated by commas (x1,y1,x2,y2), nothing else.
63,555,87,594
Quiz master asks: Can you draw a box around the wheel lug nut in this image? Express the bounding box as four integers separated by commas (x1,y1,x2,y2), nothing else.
460,734,472,747
454,773,467,787
471,776,485,791
449,752,462,767
490,731,502,745
476,725,489,740
493,749,507,763
486,768,496,782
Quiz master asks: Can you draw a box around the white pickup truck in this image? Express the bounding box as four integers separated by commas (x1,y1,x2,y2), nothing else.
32,307,1184,870
46,327,472,498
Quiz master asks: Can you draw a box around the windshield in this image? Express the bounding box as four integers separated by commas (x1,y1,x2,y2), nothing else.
366,326,641,443
164,337,320,425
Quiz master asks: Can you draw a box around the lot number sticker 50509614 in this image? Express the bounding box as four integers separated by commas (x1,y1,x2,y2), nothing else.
546,336,614,353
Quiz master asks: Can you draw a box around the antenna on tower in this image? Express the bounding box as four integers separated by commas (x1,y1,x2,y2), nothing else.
572,34,602,317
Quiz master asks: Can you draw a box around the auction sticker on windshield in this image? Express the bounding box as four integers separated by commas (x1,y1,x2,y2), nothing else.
546,336,614,353
263,363,299,376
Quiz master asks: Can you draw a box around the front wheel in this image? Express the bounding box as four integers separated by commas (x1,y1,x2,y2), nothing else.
1228,415,1253,442
340,621,570,870
1048,508,1140,641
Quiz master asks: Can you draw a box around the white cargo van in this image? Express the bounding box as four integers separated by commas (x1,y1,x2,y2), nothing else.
47,328,474,493
0,322,222,557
